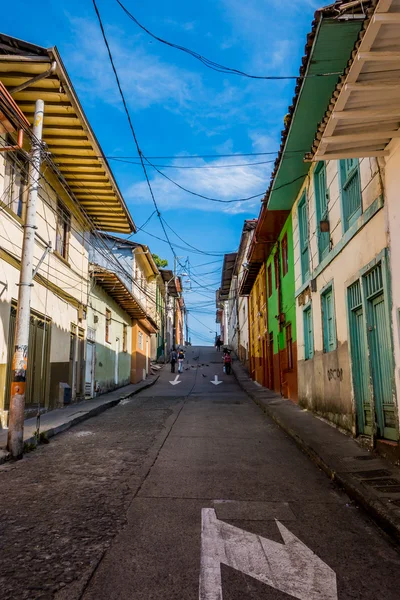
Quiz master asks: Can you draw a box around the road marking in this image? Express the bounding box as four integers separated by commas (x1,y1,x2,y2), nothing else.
199,508,337,600
169,375,181,386
210,375,223,386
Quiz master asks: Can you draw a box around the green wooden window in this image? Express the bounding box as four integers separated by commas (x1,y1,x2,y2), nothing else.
304,306,313,360
314,162,330,261
339,158,362,231
298,194,309,283
321,287,337,353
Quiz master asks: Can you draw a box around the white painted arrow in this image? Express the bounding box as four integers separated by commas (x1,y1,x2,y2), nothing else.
169,375,181,386
210,375,223,386
199,508,337,600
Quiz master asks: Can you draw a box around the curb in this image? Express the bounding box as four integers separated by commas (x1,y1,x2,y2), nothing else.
232,364,400,545
0,375,159,465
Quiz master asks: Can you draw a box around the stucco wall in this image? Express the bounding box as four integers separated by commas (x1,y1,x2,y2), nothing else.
87,283,132,395
381,139,400,432
131,320,151,384
292,158,387,432
0,150,89,425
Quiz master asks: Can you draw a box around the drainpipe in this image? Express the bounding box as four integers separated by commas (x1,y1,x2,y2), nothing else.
0,128,24,153
7,99,44,459
9,61,57,95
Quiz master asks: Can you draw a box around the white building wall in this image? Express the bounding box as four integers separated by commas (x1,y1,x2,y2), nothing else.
0,145,90,424
292,157,388,433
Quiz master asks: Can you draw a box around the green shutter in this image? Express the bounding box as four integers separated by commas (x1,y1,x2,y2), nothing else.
298,194,309,283
339,159,362,231
304,306,313,360
314,162,330,261
322,287,336,353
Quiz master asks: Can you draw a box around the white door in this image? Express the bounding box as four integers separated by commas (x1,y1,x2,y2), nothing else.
85,342,94,398
115,338,119,385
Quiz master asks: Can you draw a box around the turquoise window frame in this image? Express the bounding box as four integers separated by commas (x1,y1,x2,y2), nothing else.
303,304,313,360
298,193,310,284
314,162,330,261
339,158,362,232
321,283,337,353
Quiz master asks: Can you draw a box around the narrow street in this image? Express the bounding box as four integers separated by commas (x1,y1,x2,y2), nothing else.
1,346,399,600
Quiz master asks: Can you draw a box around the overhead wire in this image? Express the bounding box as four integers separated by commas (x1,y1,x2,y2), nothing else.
92,0,179,267
145,157,265,204
116,0,343,81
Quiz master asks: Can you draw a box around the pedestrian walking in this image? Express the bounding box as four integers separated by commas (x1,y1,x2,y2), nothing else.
170,348,177,373
215,336,223,352
223,349,232,374
177,349,185,373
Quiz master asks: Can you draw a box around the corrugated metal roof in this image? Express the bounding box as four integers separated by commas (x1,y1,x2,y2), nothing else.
0,33,135,234
309,0,400,161
265,3,367,210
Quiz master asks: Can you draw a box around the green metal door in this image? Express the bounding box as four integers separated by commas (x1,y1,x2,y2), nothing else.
348,282,371,435
369,293,396,440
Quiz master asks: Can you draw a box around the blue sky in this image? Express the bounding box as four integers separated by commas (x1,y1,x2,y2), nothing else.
2,0,320,344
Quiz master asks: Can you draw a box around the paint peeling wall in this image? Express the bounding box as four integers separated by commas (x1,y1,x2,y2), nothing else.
292,157,388,433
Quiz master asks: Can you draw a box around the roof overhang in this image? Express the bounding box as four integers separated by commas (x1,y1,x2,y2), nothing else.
220,253,237,300
0,33,135,234
266,12,365,211
91,265,159,329
239,207,289,296
310,0,400,161
160,269,179,297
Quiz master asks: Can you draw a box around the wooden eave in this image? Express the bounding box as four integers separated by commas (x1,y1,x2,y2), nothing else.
0,36,135,234
220,253,237,300
91,266,148,321
311,0,400,161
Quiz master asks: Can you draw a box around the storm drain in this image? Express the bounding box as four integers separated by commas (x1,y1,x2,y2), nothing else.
361,478,400,493
353,470,392,479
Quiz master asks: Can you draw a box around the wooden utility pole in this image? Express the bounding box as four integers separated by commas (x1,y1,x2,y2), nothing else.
7,99,44,459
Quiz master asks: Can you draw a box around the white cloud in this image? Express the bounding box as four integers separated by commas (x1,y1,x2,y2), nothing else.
125,156,270,215
64,15,202,111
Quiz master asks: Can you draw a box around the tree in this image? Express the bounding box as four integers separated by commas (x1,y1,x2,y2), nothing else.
152,253,168,268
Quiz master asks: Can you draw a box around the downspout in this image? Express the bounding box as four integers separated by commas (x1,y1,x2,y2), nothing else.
9,61,57,95
0,128,24,153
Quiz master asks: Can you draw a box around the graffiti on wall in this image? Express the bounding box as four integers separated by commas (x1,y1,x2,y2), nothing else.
327,368,343,382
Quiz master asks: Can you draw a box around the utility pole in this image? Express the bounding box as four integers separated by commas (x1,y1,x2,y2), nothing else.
7,99,44,459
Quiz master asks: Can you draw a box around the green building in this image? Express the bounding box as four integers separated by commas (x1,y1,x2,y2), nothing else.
265,214,298,401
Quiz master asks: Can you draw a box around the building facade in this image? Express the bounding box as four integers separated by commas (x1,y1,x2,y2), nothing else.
265,214,297,401
0,37,135,428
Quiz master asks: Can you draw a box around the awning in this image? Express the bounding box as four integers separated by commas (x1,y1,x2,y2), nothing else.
91,265,158,332
266,13,364,211
0,33,135,234
310,1,400,161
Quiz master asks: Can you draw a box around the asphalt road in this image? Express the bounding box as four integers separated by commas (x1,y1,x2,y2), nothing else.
1,346,400,600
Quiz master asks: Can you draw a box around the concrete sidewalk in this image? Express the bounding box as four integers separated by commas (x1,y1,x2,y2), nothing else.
232,359,400,543
0,373,160,464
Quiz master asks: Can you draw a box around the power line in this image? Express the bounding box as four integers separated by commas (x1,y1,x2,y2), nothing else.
92,0,180,265
145,157,265,204
116,0,343,81
109,157,278,169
